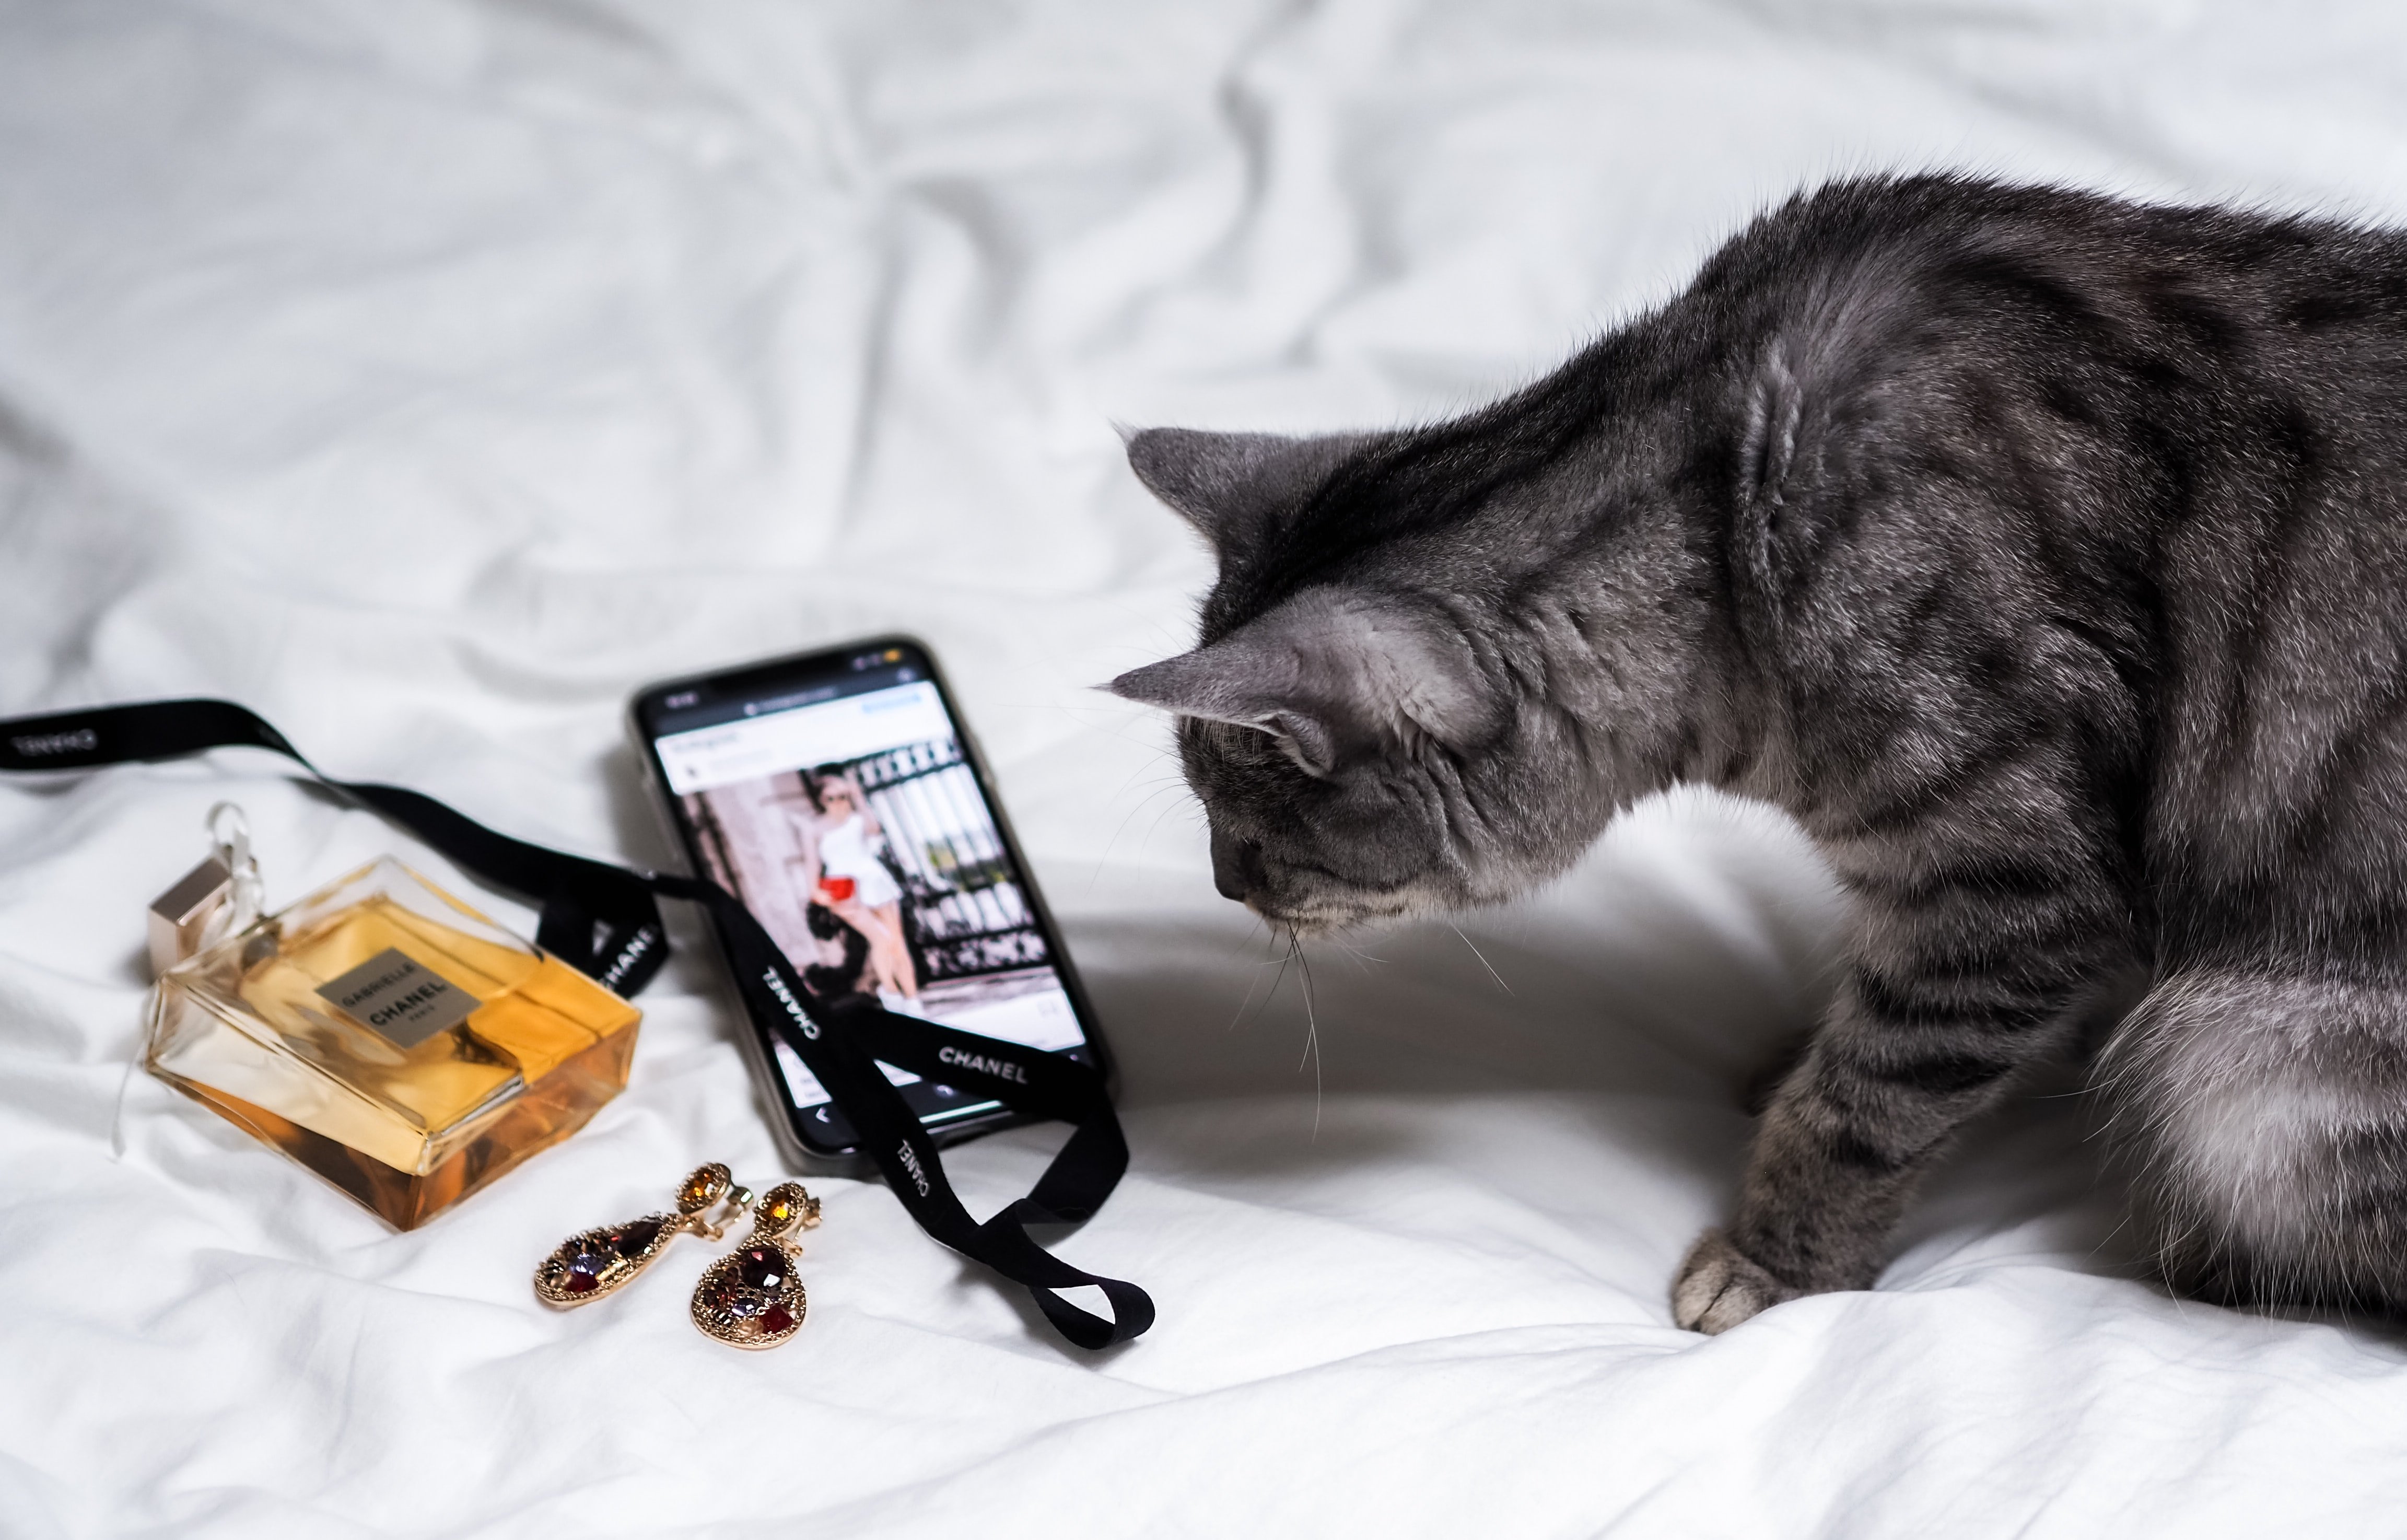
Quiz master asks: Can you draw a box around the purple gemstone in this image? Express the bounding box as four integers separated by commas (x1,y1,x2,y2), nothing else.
566,1245,610,1278
737,1246,788,1292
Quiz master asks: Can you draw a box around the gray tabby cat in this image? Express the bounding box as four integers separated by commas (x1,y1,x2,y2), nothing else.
1108,175,2407,1332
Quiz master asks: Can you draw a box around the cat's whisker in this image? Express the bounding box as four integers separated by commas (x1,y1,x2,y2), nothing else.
1221,921,1286,1031
1243,928,1299,1037
1448,922,1512,995
2088,1210,2139,1265
1082,753,1195,888
1291,931,1324,1139
1137,786,1198,850
1333,939,1386,973
1088,782,1191,884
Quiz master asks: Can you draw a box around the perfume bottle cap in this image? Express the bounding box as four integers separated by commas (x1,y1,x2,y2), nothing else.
146,802,265,976
147,853,233,976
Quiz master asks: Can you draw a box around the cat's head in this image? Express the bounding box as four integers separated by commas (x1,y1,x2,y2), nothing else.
1108,418,1712,933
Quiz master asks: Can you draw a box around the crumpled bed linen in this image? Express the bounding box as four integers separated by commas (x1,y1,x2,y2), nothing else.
6,2,2407,1535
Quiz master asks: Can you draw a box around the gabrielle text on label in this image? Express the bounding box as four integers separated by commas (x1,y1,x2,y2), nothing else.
317,948,480,1049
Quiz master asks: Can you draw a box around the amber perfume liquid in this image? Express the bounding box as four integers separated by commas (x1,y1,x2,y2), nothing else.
148,858,640,1229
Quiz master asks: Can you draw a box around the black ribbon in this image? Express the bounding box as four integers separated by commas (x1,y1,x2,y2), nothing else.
0,699,1153,1350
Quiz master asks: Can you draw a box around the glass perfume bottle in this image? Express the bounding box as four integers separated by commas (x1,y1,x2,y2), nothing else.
147,855,641,1229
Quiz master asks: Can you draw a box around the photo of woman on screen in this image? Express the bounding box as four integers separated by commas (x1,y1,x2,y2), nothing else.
790,765,921,1007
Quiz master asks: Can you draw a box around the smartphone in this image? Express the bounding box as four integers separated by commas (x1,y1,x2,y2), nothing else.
629,637,1113,1175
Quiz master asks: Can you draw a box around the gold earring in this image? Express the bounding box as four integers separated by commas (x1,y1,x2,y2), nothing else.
534,1162,749,1309
691,1182,821,1348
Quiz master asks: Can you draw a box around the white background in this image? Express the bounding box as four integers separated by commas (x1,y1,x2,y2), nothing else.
6,2,2407,1536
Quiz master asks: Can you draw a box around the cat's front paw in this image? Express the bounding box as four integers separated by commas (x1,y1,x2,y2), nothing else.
1672,1229,1799,1334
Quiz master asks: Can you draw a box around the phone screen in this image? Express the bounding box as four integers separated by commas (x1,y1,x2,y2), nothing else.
633,640,1101,1155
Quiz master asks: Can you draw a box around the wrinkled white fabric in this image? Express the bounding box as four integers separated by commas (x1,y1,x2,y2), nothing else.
7,2,2407,1535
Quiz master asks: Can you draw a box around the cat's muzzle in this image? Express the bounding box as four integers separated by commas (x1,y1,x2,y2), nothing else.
1210,828,1270,904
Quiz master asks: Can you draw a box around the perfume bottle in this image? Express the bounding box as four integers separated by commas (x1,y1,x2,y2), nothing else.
147,851,641,1229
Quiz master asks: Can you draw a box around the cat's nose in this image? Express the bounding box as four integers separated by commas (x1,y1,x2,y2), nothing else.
1209,829,1267,901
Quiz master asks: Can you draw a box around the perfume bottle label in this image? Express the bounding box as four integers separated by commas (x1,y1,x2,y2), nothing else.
317,948,480,1048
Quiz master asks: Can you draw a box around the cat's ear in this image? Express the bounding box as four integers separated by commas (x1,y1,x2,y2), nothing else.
1106,589,1496,777
1124,428,1364,556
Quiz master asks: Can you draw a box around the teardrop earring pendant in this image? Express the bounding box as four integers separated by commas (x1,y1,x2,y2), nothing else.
534,1163,749,1309
691,1182,821,1348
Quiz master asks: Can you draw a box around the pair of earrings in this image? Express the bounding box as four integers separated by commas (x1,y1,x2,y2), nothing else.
533,1162,823,1350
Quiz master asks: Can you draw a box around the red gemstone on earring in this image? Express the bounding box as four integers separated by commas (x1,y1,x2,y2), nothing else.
760,1303,794,1335
612,1220,662,1258
737,1247,788,1291
563,1269,601,1294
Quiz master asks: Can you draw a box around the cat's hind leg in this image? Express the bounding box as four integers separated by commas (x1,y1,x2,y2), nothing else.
2101,967,2407,1314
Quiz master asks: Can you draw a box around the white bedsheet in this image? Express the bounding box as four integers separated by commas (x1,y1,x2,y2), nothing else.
7,2,2407,1534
